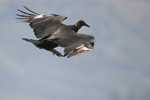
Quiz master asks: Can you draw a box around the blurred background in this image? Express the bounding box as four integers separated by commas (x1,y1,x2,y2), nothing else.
0,0,150,100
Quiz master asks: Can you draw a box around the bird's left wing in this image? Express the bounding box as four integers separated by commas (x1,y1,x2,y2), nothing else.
16,6,67,38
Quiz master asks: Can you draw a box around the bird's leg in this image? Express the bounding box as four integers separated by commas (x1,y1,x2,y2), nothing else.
48,49,64,57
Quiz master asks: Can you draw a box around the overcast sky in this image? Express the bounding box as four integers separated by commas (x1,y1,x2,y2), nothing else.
0,0,150,100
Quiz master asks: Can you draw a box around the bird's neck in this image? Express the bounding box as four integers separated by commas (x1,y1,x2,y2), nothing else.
74,23,82,30
73,25,80,32
67,25,79,32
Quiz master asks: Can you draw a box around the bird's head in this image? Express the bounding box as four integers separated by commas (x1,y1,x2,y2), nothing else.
74,19,90,29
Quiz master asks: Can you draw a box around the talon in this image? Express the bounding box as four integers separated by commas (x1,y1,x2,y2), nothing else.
48,49,63,57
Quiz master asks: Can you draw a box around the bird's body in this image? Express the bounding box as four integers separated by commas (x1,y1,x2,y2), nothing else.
16,6,95,58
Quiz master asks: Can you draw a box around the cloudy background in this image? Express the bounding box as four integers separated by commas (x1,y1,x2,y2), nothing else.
0,0,150,100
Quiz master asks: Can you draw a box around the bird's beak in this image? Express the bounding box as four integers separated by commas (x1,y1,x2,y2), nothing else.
85,23,90,28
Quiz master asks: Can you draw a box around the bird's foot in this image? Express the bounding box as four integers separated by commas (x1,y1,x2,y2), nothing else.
48,49,64,57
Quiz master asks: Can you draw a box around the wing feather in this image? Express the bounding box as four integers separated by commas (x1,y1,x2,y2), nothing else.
50,32,95,58
17,9,34,16
16,6,67,38
23,6,39,14
65,44,92,58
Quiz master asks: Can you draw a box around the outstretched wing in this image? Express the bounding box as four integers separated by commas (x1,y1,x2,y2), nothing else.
16,6,67,38
50,31,95,58
64,43,93,58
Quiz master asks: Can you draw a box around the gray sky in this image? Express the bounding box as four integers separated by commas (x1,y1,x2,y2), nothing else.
0,0,150,100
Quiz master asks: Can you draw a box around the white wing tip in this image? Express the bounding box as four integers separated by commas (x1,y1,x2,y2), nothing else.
67,44,93,58
34,14,43,19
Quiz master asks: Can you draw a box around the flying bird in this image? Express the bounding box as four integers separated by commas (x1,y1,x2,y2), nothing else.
16,6,95,58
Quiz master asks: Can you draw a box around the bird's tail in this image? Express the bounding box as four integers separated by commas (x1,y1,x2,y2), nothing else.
22,38,57,50
22,38,40,44
22,38,64,57
22,38,43,49
22,38,59,50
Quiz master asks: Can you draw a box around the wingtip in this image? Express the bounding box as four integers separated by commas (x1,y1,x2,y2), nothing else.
23,5,26,8
22,38,30,41
22,38,27,41
17,9,21,12
67,56,71,58
23,5,29,10
23,5,39,14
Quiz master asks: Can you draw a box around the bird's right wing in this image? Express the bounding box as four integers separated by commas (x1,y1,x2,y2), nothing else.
16,6,67,38
50,32,95,58
64,42,93,58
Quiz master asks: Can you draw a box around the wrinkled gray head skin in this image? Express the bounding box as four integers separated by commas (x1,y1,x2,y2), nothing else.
74,19,90,29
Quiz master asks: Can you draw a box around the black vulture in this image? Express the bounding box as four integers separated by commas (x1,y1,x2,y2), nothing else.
16,6,95,58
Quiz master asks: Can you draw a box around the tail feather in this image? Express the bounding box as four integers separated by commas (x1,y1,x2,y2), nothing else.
22,38,44,50
22,38,58,50
22,38,40,44
22,38,62,57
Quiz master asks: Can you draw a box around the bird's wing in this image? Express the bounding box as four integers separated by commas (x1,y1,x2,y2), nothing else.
63,43,90,58
50,31,95,58
16,6,67,38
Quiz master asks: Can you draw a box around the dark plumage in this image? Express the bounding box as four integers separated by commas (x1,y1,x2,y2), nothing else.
16,6,95,58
